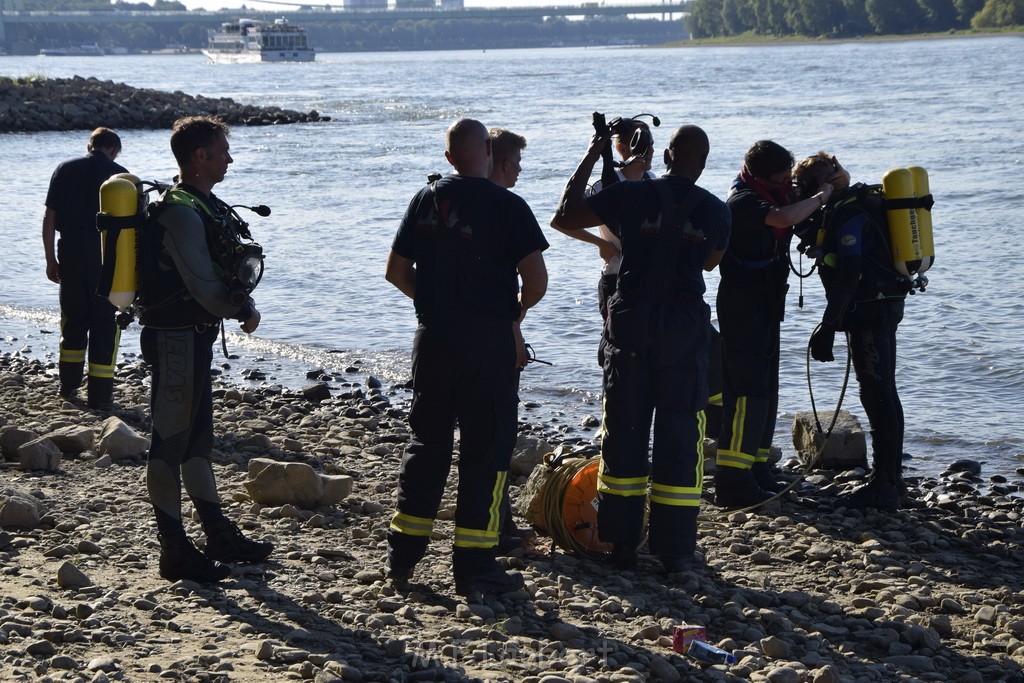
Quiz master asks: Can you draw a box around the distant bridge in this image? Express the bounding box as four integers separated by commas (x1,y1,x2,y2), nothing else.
0,3,686,41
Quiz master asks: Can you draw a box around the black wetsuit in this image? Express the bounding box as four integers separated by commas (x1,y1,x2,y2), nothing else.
387,175,548,582
44,150,127,406
587,175,730,560
139,186,254,536
816,189,907,483
716,178,792,473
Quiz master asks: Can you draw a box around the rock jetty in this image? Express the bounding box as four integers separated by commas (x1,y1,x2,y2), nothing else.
2,349,1024,682
0,76,329,133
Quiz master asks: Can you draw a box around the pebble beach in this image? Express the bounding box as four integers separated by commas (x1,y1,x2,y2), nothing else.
2,349,1024,683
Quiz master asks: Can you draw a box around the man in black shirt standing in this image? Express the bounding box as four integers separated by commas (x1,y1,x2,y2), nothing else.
42,127,127,409
385,118,548,596
552,124,730,574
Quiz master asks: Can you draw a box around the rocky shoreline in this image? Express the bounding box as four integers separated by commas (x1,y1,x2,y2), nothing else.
2,349,1024,683
0,76,329,133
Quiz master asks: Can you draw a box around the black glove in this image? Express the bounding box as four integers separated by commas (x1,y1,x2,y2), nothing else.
810,325,836,363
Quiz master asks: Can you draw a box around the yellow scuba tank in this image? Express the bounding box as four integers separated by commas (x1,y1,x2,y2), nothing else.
908,166,933,275
98,174,141,311
882,166,934,278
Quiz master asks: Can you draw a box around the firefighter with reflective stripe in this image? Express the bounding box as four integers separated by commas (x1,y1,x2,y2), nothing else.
552,124,730,575
384,119,549,596
795,152,912,511
42,127,127,409
714,141,841,509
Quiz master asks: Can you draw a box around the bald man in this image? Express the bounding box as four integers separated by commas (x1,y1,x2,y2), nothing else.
551,125,730,576
385,118,549,597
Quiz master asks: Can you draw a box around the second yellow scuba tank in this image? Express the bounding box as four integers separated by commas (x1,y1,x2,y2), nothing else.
882,166,934,279
97,174,141,313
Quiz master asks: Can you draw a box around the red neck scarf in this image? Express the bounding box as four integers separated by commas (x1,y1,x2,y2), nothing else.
739,166,794,241
739,166,793,208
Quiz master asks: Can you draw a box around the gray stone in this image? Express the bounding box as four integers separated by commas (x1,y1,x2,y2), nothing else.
648,655,680,681
883,655,935,671
510,434,552,476
26,639,57,656
549,622,583,641
97,417,148,460
302,382,332,403
811,665,843,683
792,410,867,470
1,427,39,461
17,436,62,471
765,667,801,683
43,425,95,454
245,458,352,509
0,487,42,528
57,560,92,589
760,635,791,659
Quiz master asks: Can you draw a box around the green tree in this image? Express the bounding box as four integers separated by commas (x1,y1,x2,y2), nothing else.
918,0,959,29
972,0,1024,26
794,0,846,35
722,0,756,35
866,0,926,32
954,0,987,23
753,0,792,35
685,0,725,38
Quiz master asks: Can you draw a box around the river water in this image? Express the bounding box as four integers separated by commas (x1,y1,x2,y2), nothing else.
2,36,1023,478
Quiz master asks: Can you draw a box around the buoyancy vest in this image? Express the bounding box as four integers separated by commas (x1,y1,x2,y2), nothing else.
138,186,262,328
818,184,910,303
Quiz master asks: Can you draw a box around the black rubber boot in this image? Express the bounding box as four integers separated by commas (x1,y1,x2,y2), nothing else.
203,518,273,564
159,533,231,583
453,547,524,596
834,474,900,512
714,466,774,509
386,561,413,590
660,552,703,575
610,543,638,570
751,462,786,493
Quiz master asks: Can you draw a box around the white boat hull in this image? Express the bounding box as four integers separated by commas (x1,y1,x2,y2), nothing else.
203,49,315,63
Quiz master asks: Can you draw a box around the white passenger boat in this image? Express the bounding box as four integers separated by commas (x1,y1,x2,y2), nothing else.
204,18,315,63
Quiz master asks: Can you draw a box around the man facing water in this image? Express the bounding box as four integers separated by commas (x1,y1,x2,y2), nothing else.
42,127,127,409
384,118,548,596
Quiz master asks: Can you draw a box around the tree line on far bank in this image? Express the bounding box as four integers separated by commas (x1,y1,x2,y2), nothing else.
7,14,683,54
684,0,1023,39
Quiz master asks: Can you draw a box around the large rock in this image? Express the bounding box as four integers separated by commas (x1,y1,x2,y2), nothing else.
245,458,353,509
0,488,42,529
43,425,95,455
97,417,149,460
792,410,867,470
519,461,553,532
1,427,39,461
17,437,62,471
510,434,552,476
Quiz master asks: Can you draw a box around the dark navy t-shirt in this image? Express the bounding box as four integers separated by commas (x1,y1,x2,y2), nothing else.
44,151,127,236
392,175,549,321
586,175,730,300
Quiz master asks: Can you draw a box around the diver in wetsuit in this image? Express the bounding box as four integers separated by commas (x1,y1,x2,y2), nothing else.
139,116,272,583
795,152,910,511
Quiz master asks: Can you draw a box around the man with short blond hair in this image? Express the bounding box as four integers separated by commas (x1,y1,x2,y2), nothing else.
488,127,527,189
